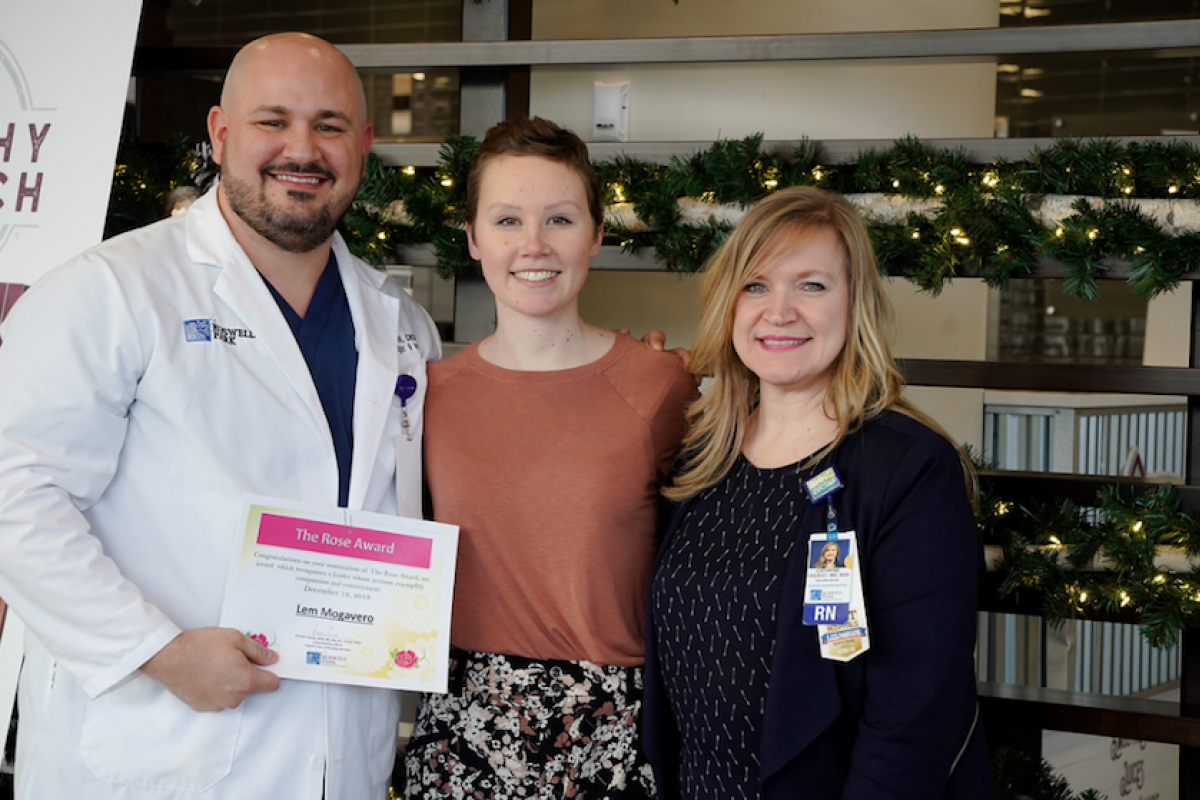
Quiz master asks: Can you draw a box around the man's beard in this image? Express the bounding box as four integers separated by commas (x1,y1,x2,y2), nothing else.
221,161,352,253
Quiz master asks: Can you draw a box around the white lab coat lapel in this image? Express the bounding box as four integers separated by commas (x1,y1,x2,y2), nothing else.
186,192,330,444
335,237,398,511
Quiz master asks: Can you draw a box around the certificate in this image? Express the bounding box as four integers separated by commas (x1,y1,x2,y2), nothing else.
219,494,459,693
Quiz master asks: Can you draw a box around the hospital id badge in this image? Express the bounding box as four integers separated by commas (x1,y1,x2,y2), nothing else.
802,531,856,626
818,530,871,662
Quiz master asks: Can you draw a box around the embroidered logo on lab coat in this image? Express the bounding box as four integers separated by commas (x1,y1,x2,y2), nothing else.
184,318,256,345
397,332,421,354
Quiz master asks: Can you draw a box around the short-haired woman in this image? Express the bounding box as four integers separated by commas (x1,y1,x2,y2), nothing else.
405,116,696,800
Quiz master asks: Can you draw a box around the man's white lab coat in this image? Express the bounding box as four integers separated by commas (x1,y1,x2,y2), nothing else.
0,188,439,798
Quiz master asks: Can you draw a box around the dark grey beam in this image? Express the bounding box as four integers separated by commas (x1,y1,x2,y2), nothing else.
900,359,1200,395
133,20,1200,76
337,20,1200,71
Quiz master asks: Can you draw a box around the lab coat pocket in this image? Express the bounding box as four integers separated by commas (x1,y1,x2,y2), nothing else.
80,672,243,790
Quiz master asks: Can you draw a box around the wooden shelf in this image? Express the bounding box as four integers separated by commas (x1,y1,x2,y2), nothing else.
901,359,1200,395
979,682,1200,747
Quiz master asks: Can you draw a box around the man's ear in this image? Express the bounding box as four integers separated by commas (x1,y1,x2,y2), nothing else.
360,121,374,169
207,106,228,165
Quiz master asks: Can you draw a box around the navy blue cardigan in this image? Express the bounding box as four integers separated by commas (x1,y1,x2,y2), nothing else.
642,411,995,800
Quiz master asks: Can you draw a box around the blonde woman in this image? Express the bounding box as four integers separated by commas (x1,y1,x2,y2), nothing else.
642,187,993,800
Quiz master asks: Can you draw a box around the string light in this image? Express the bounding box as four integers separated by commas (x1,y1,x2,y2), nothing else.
1132,520,1143,533
402,166,416,176
440,177,453,187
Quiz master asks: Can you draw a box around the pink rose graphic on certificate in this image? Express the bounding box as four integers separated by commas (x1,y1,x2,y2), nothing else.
246,631,275,648
391,649,419,669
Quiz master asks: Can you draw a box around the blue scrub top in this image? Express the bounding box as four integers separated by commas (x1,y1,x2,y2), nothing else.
263,253,358,507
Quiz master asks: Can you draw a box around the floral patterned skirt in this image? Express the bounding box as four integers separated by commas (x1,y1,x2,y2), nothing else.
404,648,657,799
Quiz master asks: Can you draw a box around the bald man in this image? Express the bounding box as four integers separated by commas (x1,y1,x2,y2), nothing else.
0,33,439,799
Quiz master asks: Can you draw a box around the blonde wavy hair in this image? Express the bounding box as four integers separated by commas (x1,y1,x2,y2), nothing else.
665,186,967,502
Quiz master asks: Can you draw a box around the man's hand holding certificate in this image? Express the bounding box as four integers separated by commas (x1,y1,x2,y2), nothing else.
219,495,459,692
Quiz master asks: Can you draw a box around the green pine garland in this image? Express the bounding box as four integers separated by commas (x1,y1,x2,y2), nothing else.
992,747,1107,800
338,134,1200,298
106,135,203,239
980,480,1200,649
109,133,1200,297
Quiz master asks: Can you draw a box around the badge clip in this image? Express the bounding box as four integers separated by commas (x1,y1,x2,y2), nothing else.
394,374,417,441
805,466,844,539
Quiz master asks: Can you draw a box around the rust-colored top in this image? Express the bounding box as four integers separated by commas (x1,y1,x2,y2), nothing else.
425,333,696,666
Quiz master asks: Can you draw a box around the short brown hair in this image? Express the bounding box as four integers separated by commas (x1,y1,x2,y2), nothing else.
465,116,603,231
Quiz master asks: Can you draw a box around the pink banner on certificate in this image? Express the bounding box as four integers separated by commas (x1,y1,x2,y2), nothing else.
257,513,432,568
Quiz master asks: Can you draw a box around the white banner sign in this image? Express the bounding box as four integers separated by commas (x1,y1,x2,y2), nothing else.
0,0,143,285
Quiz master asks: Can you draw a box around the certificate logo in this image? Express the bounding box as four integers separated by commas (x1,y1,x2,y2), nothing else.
306,651,322,665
